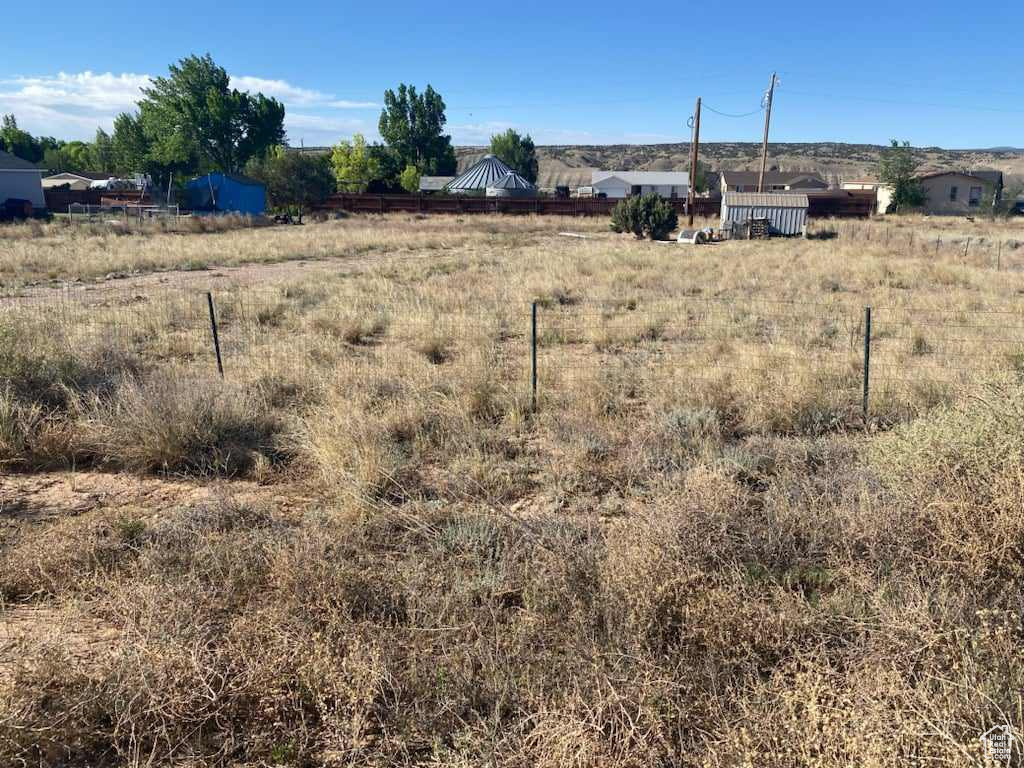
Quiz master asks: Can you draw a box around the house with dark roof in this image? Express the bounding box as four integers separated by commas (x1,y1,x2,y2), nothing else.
967,169,1003,205
0,150,45,212
719,170,828,195
915,171,1000,215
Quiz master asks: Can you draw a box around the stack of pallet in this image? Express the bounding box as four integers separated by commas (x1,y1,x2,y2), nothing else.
748,218,770,239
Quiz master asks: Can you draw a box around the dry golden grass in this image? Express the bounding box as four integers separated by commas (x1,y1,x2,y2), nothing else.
2,212,1024,766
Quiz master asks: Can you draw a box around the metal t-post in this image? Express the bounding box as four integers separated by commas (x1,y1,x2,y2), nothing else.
531,301,538,412
862,306,872,427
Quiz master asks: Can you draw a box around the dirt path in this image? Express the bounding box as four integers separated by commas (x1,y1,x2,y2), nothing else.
2,223,612,306
0,470,316,526
4,252,386,306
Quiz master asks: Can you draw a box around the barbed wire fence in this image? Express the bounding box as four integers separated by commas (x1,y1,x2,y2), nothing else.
3,285,1024,428
808,217,1024,271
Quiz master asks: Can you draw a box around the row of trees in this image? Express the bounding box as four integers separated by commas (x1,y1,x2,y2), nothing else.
1,55,287,184
330,86,539,194
3,54,542,213
0,115,118,174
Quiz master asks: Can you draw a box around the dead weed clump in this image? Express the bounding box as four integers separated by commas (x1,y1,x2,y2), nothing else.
75,375,285,476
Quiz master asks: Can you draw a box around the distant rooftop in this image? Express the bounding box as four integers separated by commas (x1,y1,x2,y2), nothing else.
592,170,689,186
721,170,827,186
44,170,115,180
419,175,455,191
0,150,41,172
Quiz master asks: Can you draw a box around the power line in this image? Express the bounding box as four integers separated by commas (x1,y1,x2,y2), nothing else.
702,104,763,118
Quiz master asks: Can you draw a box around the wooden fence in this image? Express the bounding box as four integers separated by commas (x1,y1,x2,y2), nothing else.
313,194,721,218
44,188,156,211
313,192,874,219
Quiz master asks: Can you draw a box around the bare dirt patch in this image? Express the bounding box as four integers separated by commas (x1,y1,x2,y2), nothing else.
0,604,117,698
0,471,314,526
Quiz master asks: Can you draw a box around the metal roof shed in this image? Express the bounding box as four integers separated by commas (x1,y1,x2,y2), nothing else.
721,192,809,237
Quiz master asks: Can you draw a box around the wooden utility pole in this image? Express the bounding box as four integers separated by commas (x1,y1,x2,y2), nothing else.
687,96,702,226
757,72,777,193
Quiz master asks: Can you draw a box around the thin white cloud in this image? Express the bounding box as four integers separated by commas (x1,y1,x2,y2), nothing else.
231,77,378,109
327,99,380,109
229,75,326,105
449,121,518,144
0,69,379,142
284,113,374,146
0,71,149,136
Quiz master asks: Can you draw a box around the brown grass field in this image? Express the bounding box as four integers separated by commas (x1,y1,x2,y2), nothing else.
2,212,1024,766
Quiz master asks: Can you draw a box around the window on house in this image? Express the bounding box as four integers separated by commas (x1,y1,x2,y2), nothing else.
969,186,983,206
949,185,958,202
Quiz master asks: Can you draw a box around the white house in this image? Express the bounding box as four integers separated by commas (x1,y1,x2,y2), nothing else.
41,171,115,191
591,171,689,199
0,150,45,211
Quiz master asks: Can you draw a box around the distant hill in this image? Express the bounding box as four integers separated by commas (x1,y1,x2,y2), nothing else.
455,142,1024,190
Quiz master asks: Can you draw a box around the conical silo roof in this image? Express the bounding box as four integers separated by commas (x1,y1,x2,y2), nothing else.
488,170,535,190
446,154,513,192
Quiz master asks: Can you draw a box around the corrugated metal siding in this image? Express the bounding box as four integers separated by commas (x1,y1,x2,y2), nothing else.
721,200,807,235
724,192,809,208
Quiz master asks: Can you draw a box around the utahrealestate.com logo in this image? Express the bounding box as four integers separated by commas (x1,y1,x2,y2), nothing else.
980,725,1017,762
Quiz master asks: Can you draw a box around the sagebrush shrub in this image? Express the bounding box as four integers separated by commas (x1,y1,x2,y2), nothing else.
610,193,678,240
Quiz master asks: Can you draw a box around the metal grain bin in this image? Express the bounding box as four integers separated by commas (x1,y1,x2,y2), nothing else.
721,192,809,237
485,170,537,198
446,154,514,193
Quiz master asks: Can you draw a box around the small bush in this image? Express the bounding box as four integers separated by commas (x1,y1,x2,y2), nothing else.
610,193,679,240
78,375,285,476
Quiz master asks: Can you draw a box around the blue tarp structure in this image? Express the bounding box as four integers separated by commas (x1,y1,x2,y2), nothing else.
185,173,265,215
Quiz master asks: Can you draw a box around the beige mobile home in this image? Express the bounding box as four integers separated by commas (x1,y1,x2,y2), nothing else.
917,171,995,215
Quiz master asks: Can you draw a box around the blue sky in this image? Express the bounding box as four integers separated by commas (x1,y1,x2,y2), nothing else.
3,0,1021,149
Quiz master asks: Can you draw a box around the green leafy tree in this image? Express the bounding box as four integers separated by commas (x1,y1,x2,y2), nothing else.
90,128,115,174
63,141,93,171
879,140,925,213
246,148,335,222
368,143,404,191
331,134,380,192
0,114,42,163
138,54,285,173
399,164,421,193
41,147,67,173
610,193,678,240
111,112,153,175
378,84,456,176
489,129,538,183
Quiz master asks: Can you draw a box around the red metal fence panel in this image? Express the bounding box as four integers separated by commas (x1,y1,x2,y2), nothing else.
313,193,869,219
314,194,727,218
